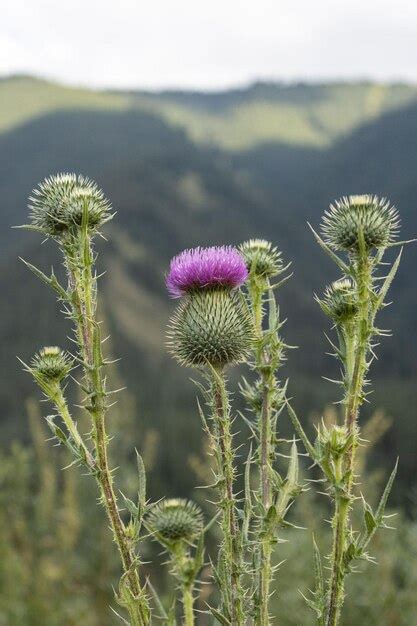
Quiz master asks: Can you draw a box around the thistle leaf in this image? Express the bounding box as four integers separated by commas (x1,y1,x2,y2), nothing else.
307,223,350,274
374,249,402,313
135,449,147,507
286,402,316,460
209,607,231,626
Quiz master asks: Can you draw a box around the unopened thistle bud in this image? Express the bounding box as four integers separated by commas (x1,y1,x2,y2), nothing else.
28,173,112,237
147,499,204,543
321,195,399,253
318,278,358,324
30,346,72,383
316,423,353,462
166,246,253,367
240,378,285,414
239,239,282,278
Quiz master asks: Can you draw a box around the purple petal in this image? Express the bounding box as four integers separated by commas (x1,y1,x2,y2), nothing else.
166,246,248,298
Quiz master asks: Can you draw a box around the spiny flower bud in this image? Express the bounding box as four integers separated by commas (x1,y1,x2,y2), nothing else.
318,278,358,323
240,378,285,414
317,424,350,460
166,247,253,367
28,173,112,237
31,346,72,383
321,195,399,252
147,499,204,543
168,288,253,367
239,239,283,278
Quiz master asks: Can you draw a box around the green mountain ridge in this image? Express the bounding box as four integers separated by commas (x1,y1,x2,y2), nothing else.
2,75,417,149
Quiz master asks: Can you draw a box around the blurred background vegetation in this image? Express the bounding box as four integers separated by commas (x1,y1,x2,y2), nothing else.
0,75,416,623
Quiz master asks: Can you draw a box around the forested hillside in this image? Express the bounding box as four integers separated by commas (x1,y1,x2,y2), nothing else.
1,75,416,506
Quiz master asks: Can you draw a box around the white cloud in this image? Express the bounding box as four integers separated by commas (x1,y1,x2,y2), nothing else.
2,0,417,89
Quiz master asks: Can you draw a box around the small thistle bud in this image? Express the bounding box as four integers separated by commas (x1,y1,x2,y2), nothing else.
240,378,285,414
31,346,72,383
147,499,204,543
318,279,358,323
321,195,399,252
166,247,253,367
28,173,112,237
239,239,282,278
316,423,356,462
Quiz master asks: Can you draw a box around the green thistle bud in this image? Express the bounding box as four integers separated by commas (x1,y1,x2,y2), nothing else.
316,423,353,461
318,279,358,323
31,346,72,383
28,173,112,237
239,239,283,278
168,288,253,368
147,499,204,543
321,195,399,252
240,378,285,414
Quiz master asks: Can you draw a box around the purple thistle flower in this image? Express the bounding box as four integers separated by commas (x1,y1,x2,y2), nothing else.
166,246,248,298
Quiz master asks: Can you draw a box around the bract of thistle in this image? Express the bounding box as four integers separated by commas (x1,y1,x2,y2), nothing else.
31,346,73,382
166,246,248,298
28,173,112,237
318,278,358,323
147,499,204,543
167,288,253,368
321,195,400,252
239,238,283,278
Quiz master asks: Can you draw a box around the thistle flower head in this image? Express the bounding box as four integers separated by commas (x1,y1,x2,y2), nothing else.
321,195,399,252
239,239,283,278
147,499,204,543
30,346,73,383
168,289,253,368
28,173,112,237
318,278,358,323
166,246,248,298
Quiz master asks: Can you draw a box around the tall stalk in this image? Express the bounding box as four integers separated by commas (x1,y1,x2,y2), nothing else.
326,255,372,626
66,229,149,625
23,176,151,626
239,240,298,626
210,366,245,626
289,196,408,626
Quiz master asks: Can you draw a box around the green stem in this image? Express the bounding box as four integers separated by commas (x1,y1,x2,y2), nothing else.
251,278,275,626
68,233,149,625
326,255,372,626
52,385,94,467
211,366,244,626
182,586,194,626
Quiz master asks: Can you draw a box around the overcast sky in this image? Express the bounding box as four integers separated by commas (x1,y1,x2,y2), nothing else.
2,0,417,90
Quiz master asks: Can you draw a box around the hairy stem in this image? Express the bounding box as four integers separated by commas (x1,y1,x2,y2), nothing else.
251,279,276,626
326,255,372,626
182,586,194,626
68,233,149,625
211,366,244,626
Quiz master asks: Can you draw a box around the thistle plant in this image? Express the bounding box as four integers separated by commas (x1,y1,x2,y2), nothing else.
287,194,412,626
20,174,411,626
147,499,205,626
239,239,301,625
167,246,252,625
21,174,150,625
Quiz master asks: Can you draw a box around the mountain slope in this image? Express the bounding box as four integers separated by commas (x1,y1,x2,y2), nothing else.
1,79,417,505
2,76,417,149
